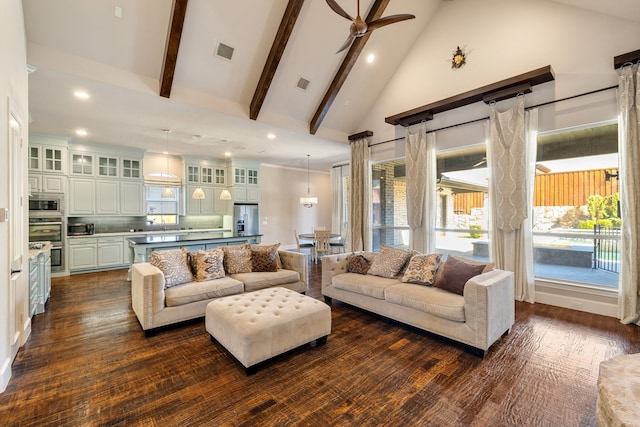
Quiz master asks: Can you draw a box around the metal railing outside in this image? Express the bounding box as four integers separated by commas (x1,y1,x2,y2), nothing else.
594,225,621,273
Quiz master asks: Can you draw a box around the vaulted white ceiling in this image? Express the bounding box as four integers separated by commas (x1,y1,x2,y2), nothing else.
22,0,640,170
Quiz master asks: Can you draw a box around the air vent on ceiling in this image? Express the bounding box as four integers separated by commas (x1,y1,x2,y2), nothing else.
215,42,235,61
296,77,311,91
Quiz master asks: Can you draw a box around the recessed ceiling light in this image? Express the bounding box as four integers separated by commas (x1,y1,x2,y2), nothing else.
225,152,231,157
367,53,375,63
74,90,90,99
267,133,276,140
76,129,87,136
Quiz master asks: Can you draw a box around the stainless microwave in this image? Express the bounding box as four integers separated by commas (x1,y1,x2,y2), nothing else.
68,223,95,236
29,193,64,218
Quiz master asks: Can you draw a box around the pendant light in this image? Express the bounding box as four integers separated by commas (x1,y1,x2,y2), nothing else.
161,129,175,199
300,154,318,208
220,151,232,201
191,135,205,199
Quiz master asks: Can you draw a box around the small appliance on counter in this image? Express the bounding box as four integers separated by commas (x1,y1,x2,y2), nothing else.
68,223,95,236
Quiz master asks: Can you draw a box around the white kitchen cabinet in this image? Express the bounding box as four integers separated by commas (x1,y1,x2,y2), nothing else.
68,238,98,271
68,178,96,215
247,168,258,185
29,259,39,316
95,180,120,214
29,145,67,174
214,168,226,185
98,236,124,267
70,152,95,176
97,155,118,177
234,167,246,185
29,174,66,194
121,158,142,179
186,165,200,183
213,187,232,214
246,187,260,202
185,185,215,215
120,181,144,215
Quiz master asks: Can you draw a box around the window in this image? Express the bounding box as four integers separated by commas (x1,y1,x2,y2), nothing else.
435,145,490,262
532,122,619,288
145,186,179,225
371,159,409,251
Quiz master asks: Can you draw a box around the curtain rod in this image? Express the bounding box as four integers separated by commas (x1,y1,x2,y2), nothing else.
332,84,618,168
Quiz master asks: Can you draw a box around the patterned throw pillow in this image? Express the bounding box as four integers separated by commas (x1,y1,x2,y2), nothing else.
347,254,371,275
250,243,282,269
150,248,194,288
194,248,225,281
251,249,279,272
401,253,442,285
433,255,486,295
367,245,411,279
222,243,252,274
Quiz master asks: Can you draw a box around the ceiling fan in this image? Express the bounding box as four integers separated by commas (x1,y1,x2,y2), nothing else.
326,0,416,53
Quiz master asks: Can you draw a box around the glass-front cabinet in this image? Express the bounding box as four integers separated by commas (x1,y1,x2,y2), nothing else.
214,167,225,185
71,152,94,175
234,167,246,185
29,144,67,174
201,167,213,184
98,155,118,177
122,158,141,179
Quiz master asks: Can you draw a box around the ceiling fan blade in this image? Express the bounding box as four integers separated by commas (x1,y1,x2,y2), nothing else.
326,0,354,22
366,14,415,32
336,34,356,54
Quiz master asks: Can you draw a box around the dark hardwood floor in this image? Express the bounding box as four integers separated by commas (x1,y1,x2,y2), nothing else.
2,263,639,426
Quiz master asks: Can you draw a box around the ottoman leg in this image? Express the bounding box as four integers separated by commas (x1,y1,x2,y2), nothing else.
316,335,328,345
246,365,258,376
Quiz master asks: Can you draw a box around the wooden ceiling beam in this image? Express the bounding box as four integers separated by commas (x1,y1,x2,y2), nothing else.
160,0,189,98
310,0,391,135
250,0,306,121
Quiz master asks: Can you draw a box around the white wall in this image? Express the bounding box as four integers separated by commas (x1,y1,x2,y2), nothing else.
258,164,332,248
360,0,640,146
1,0,29,393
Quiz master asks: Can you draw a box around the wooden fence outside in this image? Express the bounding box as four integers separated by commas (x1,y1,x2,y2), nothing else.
453,169,619,214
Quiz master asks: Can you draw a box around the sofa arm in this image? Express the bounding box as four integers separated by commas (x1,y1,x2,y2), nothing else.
463,269,515,350
321,253,351,288
131,263,166,330
278,250,309,286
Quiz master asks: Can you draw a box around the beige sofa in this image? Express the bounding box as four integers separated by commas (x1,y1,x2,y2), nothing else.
322,252,514,356
132,250,308,335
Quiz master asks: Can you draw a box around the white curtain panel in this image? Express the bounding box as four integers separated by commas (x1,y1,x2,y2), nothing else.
330,166,343,236
349,138,372,252
487,96,537,303
425,132,437,253
406,125,427,252
617,64,640,325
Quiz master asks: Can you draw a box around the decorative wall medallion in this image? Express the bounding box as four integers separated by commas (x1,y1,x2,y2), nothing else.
451,46,466,69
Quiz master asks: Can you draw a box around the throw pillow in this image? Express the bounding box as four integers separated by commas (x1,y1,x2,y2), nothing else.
367,245,411,279
150,248,194,288
194,248,225,281
347,253,371,275
433,255,486,295
222,243,252,274
251,249,279,272
434,255,494,284
250,243,282,269
401,253,442,285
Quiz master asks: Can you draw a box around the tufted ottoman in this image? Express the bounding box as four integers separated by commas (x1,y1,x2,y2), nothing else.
205,287,331,374
597,353,640,426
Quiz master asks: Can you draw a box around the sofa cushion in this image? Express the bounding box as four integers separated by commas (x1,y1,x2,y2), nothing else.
230,269,301,292
434,255,485,295
347,254,371,275
150,248,194,288
222,243,252,274
194,248,225,281
401,253,441,285
165,276,244,307
333,272,400,300
367,245,411,279
384,283,466,322
251,243,282,269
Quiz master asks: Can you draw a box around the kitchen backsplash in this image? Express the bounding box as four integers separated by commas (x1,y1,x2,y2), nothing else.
67,215,228,233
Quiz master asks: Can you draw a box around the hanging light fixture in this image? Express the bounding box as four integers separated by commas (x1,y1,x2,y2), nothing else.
220,151,232,201
161,129,175,199
300,154,318,208
192,135,205,199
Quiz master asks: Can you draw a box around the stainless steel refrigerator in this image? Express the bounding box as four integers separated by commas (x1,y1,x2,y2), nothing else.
234,203,259,236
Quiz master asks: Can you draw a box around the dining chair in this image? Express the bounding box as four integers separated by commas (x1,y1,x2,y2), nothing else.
330,226,348,254
294,229,314,257
313,229,332,263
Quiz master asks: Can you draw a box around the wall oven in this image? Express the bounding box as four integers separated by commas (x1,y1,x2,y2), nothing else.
29,193,64,218
29,218,65,272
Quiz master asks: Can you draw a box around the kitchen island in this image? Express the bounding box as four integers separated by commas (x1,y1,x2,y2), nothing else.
126,232,262,280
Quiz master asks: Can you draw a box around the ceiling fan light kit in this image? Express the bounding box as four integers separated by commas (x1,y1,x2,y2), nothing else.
326,0,415,53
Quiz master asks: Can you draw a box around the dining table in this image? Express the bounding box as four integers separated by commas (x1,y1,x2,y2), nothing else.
298,233,340,240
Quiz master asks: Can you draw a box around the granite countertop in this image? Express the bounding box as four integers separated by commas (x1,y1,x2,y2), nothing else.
28,242,52,260
127,233,262,245
67,228,233,239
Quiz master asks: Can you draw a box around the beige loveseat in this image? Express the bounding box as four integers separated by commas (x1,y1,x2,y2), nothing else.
132,250,308,335
322,252,514,356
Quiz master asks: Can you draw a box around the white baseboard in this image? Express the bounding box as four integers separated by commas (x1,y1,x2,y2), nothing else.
0,357,11,393
535,280,618,318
